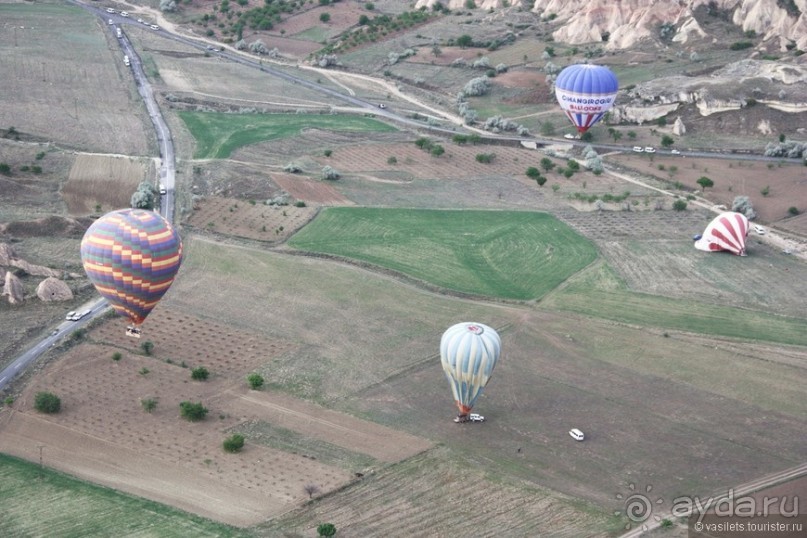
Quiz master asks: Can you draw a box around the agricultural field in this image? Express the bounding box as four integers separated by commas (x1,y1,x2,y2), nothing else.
287,208,598,300
0,3,149,154
178,112,397,159
62,154,150,215
186,196,317,241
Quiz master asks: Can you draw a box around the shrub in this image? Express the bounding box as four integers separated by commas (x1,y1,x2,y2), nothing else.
323,149,332,157
180,401,208,421
141,341,154,356
111,352,122,361
321,166,340,180
141,398,158,413
223,433,245,452
317,523,337,537
788,206,800,216
526,167,540,179
672,199,688,211
247,373,264,390
696,176,714,190
387,156,397,165
295,201,307,207
462,76,491,97
475,153,495,163
34,392,61,414
430,145,445,157
191,366,209,381
761,185,770,197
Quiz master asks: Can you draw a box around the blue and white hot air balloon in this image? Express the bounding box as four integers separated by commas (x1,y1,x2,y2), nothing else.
440,322,501,422
554,64,619,134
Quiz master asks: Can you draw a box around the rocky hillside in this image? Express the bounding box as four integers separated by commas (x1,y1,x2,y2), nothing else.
415,0,807,51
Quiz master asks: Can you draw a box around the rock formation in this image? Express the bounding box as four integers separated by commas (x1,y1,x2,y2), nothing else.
36,277,73,302
3,271,24,304
673,116,687,135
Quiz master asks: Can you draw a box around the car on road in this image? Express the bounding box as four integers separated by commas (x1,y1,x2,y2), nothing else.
159,183,167,195
671,149,681,155
378,103,386,109
108,18,113,25
569,428,585,441
106,7,115,13
137,18,144,24
120,11,129,17
51,330,59,336
632,146,643,153
150,24,160,30
564,133,577,140
644,146,656,153
469,413,485,423
753,224,766,235
65,311,77,321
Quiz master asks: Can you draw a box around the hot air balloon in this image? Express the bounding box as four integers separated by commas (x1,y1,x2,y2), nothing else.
694,212,749,256
554,64,619,134
81,208,183,336
440,322,501,423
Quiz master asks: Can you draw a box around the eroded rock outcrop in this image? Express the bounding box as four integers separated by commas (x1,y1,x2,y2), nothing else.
3,271,24,304
36,277,73,302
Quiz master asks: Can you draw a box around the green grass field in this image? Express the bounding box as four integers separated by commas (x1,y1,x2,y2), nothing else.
543,261,807,346
288,208,599,301
178,112,397,159
0,454,248,538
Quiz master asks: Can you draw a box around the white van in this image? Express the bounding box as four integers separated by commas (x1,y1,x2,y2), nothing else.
753,224,766,235
569,428,585,441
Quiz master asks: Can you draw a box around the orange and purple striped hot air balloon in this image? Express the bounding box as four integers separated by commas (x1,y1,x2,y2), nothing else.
81,209,182,329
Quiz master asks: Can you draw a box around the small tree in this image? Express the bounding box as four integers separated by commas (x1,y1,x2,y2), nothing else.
191,366,209,381
672,199,688,211
317,523,337,537
141,341,154,356
788,206,800,216
223,433,245,453
247,373,264,390
696,176,714,190
34,392,61,414
540,157,555,172
761,185,770,197
141,398,158,413
320,13,331,23
457,34,473,48
475,153,494,163
111,352,122,361
180,401,208,422
321,166,340,180
430,145,445,157
525,167,540,180
660,134,674,147
304,483,321,499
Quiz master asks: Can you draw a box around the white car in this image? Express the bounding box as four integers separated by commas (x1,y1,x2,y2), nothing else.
469,413,485,422
108,18,114,25
564,133,576,140
632,146,643,153
106,8,116,13
120,11,129,17
137,18,144,24
753,224,766,235
159,183,167,195
66,311,77,321
644,146,656,153
151,24,160,30
569,428,585,441
378,103,387,109
671,149,681,155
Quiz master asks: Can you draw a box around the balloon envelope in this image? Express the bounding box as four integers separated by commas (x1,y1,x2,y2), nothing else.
81,208,183,325
440,322,501,416
694,212,749,256
554,64,619,133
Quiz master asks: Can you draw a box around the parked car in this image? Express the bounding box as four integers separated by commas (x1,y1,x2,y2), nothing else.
120,11,129,17
632,146,643,153
66,311,77,321
378,103,387,109
469,413,485,423
159,183,167,195
644,146,656,153
569,428,585,441
671,149,681,155
753,224,766,235
150,24,160,30
564,133,576,140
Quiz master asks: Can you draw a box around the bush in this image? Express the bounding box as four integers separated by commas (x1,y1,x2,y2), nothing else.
672,199,688,211
34,392,61,414
430,144,445,157
180,401,208,421
317,523,337,537
247,373,264,390
191,366,209,381
141,398,158,413
321,166,340,180
525,167,540,179
141,341,154,356
475,153,495,163
788,206,800,216
387,156,397,165
223,433,245,453
462,76,491,97
111,352,122,361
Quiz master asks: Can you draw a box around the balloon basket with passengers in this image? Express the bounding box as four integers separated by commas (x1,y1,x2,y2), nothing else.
80,208,183,338
440,322,501,424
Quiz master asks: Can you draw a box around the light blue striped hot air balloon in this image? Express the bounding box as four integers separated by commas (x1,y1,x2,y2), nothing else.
440,322,501,422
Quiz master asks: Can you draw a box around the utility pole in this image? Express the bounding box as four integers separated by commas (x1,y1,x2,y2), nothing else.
37,444,45,479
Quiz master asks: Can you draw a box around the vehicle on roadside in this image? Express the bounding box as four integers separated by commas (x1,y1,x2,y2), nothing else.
753,224,766,235
632,146,643,153
150,24,160,30
159,183,167,195
106,7,115,13
108,18,113,25
569,428,585,441
378,103,386,109
137,18,144,24
644,146,656,153
66,311,77,321
671,149,681,155
120,11,129,17
563,133,577,140
123,54,130,67
469,413,485,423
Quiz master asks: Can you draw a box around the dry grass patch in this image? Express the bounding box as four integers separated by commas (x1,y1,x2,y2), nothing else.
63,155,148,215
186,196,317,241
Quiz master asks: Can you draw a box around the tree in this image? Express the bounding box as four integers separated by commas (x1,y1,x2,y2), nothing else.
525,167,540,180
457,34,473,48
732,196,757,220
672,199,688,211
358,14,369,25
475,153,494,163
317,523,337,537
0,163,10,175
696,176,714,190
788,206,800,216
430,145,445,157
131,181,157,210
535,176,547,186
34,392,61,414
141,341,154,356
304,483,321,499
320,13,331,23
191,366,209,381
580,131,593,142
247,373,264,390
180,401,208,422
462,76,490,97
223,434,245,453
141,398,158,413
321,166,340,180
159,0,177,11
660,134,674,147
540,157,555,172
